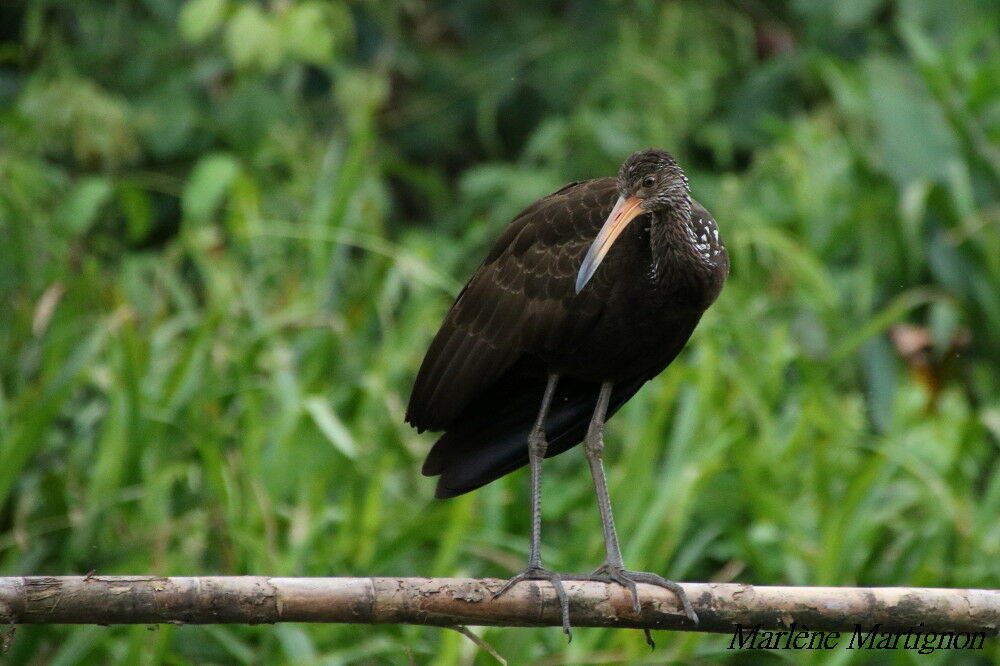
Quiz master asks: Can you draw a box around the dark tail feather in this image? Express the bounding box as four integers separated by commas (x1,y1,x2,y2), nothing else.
424,374,646,499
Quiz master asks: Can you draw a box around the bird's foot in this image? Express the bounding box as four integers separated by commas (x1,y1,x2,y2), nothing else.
580,565,698,649
492,566,572,640
585,564,697,622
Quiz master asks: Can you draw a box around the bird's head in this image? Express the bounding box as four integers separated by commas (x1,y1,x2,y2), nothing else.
617,149,690,212
576,149,691,293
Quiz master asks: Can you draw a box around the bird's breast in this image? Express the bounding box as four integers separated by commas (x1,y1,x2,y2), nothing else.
546,213,725,383
547,275,706,383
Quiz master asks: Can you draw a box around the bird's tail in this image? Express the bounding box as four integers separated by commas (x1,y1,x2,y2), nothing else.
422,373,646,498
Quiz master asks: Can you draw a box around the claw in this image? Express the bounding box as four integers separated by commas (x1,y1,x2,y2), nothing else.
493,567,573,640
618,570,699,625
573,565,698,648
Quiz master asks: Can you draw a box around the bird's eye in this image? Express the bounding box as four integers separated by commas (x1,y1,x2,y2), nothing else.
642,176,655,188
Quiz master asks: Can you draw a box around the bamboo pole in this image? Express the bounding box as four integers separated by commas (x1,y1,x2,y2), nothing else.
0,577,997,636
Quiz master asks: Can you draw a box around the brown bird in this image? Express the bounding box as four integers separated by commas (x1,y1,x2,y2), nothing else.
406,149,728,639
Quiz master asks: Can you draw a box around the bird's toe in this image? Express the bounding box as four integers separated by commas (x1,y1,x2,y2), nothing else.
492,566,573,640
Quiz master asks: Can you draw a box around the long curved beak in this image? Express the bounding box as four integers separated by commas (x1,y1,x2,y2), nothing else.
575,195,645,294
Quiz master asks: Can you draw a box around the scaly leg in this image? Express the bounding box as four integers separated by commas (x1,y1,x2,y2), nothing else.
491,373,572,638
581,381,698,646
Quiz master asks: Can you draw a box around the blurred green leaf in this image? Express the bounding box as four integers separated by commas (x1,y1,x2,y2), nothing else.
928,300,960,357
182,153,240,223
19,78,138,167
138,78,198,159
56,176,112,234
303,396,357,459
117,185,153,242
281,2,334,65
335,69,389,126
225,4,281,70
179,0,228,43
865,57,961,186
861,336,898,432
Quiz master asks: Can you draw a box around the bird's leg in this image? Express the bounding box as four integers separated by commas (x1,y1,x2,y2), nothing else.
581,381,699,645
491,373,572,639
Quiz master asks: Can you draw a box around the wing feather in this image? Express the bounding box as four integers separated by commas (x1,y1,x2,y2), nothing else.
406,178,618,431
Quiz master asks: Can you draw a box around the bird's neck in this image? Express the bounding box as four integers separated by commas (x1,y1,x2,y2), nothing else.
648,201,723,298
649,200,692,274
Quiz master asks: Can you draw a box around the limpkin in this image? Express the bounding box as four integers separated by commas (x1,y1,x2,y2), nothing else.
406,149,728,640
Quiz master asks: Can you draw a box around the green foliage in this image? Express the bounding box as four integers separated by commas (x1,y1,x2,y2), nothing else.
1,0,999,663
